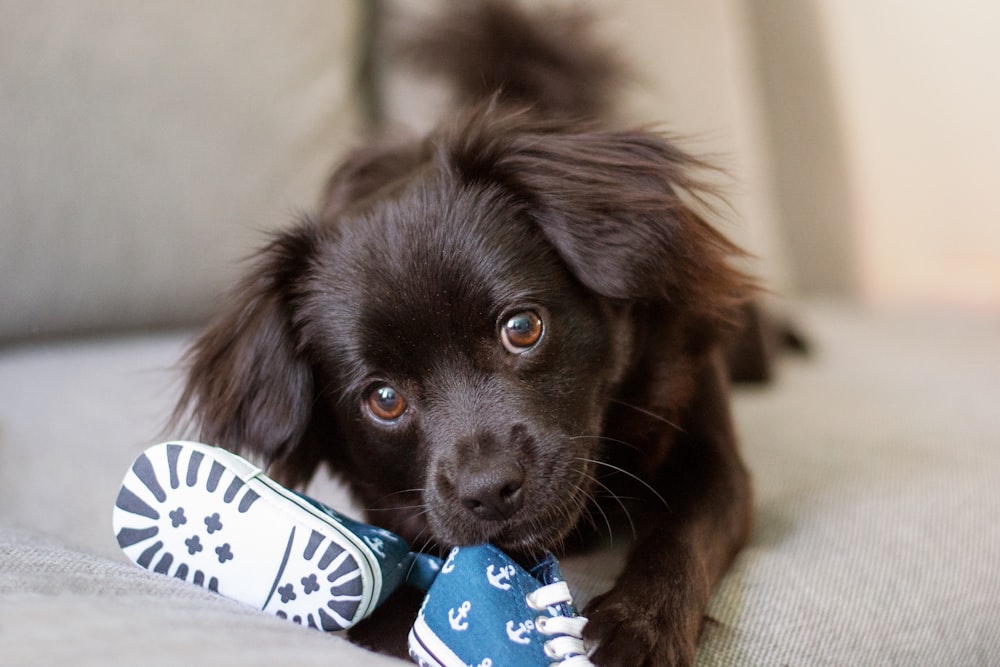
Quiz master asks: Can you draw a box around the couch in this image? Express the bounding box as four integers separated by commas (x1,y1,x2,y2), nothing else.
3,2,998,665
5,304,999,665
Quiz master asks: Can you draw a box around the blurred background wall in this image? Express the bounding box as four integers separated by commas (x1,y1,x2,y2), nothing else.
2,0,998,342
600,0,1000,309
748,0,1000,308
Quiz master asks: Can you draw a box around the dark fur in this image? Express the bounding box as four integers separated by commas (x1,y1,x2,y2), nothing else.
176,3,757,665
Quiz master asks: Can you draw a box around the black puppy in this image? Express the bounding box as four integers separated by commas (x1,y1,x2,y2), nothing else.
177,3,755,665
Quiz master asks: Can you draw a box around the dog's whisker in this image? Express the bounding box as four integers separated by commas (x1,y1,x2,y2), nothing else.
366,505,427,514
588,476,637,541
364,488,430,517
576,466,635,543
406,515,441,556
569,434,643,453
576,475,616,546
414,531,437,555
576,456,671,511
609,398,686,433
371,487,426,504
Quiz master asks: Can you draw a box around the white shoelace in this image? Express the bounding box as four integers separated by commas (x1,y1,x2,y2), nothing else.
526,582,595,667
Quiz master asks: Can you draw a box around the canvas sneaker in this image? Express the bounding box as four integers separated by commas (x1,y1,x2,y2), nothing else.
408,545,595,667
112,441,441,631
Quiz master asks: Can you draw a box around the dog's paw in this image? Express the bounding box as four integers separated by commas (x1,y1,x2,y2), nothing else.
583,587,700,667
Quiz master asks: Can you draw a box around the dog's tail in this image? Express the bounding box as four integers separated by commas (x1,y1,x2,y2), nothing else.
399,0,622,120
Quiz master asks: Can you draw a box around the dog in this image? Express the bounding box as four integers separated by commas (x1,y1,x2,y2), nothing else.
176,3,758,665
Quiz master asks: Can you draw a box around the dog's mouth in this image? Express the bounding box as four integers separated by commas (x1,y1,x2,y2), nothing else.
432,502,582,556
426,457,597,556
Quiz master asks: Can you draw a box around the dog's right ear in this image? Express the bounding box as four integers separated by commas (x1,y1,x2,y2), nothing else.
442,107,753,339
174,222,323,488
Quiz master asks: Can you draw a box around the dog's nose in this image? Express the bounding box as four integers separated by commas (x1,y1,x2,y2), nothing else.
455,463,525,521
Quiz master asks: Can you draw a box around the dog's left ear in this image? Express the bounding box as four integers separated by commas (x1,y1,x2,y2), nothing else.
319,139,431,220
448,113,753,332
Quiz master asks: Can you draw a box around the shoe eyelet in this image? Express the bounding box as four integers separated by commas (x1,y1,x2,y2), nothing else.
543,640,561,660
526,591,544,611
536,615,551,634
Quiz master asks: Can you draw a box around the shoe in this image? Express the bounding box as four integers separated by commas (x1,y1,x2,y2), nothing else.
408,545,594,667
112,441,439,630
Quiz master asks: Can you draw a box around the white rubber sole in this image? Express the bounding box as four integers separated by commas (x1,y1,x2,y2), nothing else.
408,614,467,667
112,441,381,630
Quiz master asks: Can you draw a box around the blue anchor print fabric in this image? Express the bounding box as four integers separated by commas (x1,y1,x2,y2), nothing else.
408,545,591,667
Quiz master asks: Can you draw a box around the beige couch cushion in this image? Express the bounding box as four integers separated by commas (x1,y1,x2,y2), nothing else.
0,1,361,340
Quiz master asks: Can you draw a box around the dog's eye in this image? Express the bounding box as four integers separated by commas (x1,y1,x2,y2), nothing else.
366,385,407,422
500,310,543,353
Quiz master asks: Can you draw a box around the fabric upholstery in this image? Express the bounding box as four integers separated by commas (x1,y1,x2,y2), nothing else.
2,304,998,665
0,1,361,340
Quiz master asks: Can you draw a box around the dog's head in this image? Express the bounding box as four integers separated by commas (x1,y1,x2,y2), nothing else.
177,106,749,554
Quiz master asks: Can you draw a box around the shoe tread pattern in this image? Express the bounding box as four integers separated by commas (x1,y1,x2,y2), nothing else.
113,442,368,630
